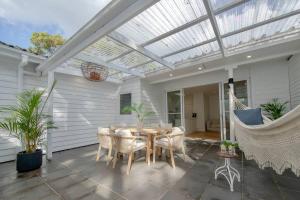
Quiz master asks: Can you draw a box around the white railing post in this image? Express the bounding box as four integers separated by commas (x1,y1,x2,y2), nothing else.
226,66,237,142
47,70,54,160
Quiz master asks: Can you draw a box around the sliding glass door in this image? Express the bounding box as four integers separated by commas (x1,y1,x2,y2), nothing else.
167,90,183,127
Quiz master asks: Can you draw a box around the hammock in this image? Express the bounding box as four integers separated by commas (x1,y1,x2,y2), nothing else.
232,94,300,177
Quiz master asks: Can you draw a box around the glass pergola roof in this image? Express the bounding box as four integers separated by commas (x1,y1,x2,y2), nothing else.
60,0,300,81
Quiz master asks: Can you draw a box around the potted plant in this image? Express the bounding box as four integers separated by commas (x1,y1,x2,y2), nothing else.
221,140,239,155
261,98,288,120
122,103,154,131
0,81,56,172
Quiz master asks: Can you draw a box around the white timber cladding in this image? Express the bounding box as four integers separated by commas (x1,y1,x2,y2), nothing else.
52,73,118,152
288,53,300,109
114,78,141,124
0,59,20,162
140,80,164,125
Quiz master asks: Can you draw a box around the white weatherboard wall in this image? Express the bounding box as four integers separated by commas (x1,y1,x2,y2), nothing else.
0,58,119,161
245,58,290,109
114,78,142,125
113,79,164,126
52,73,118,152
288,53,300,109
0,58,20,162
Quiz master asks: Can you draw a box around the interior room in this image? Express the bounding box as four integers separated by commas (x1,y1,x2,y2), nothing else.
184,83,220,141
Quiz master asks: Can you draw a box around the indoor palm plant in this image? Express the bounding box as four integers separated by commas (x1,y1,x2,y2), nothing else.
261,98,288,120
123,103,154,131
0,81,56,172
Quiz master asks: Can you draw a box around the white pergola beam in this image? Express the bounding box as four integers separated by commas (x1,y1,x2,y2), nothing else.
214,0,249,15
203,0,225,56
221,9,300,38
108,31,174,69
76,53,145,78
141,15,209,47
55,67,123,84
162,38,217,58
37,0,159,73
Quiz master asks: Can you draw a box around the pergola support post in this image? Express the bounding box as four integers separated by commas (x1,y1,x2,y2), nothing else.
226,66,237,141
47,70,54,160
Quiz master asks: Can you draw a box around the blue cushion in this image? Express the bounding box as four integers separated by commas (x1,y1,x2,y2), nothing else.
234,108,263,125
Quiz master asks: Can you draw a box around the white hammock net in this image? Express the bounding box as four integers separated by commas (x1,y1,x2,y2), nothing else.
232,94,300,177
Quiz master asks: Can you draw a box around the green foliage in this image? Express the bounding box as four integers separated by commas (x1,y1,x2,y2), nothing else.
222,140,238,148
261,98,288,120
28,32,65,56
0,81,57,153
122,103,154,123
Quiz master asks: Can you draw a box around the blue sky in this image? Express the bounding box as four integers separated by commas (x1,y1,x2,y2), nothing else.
0,0,111,49
0,18,64,48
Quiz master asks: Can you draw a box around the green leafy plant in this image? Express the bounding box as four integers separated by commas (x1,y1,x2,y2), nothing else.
221,140,238,148
261,98,288,120
28,32,65,56
122,103,154,125
0,81,57,153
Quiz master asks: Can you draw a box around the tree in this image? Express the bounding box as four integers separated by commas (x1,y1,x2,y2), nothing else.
28,32,65,56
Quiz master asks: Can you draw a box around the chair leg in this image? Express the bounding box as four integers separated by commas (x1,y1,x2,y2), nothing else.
127,152,133,175
152,144,156,164
112,150,118,169
182,145,186,161
96,144,102,161
169,148,176,168
106,146,112,166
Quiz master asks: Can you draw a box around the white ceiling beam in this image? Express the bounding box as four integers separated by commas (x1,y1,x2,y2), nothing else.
214,0,249,15
37,0,159,73
106,49,133,63
221,9,300,38
161,38,217,58
203,0,225,56
76,53,145,78
141,15,209,47
55,67,123,84
108,31,174,69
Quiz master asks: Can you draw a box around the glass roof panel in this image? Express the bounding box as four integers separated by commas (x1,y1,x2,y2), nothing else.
144,19,215,56
115,0,207,45
82,36,131,61
216,0,300,35
133,61,166,74
164,41,220,64
223,14,300,48
111,51,151,68
209,0,237,10
110,72,132,80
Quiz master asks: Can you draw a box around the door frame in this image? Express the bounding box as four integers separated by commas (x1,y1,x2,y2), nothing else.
165,89,184,127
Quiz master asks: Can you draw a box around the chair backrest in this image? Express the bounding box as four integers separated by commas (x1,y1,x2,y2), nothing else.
170,127,184,148
110,123,127,130
97,127,112,149
114,129,134,153
160,122,172,129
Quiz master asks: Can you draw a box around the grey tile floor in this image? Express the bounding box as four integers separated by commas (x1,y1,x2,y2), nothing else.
0,140,299,200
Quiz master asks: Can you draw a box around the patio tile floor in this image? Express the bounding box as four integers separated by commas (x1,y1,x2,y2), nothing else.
0,140,299,200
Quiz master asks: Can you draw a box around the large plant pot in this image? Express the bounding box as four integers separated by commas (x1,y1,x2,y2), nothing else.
16,149,42,172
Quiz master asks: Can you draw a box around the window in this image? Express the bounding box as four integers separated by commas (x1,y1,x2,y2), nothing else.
120,93,131,114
